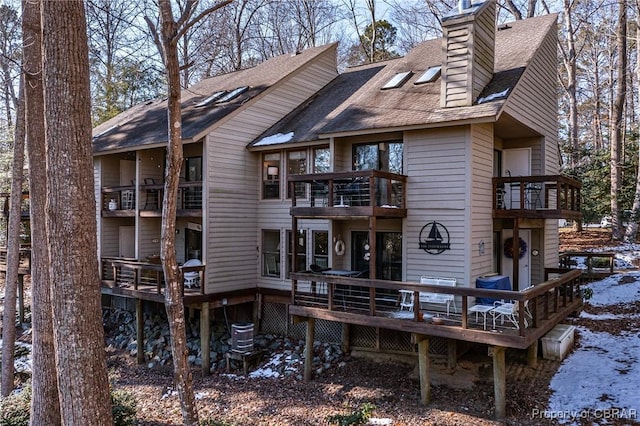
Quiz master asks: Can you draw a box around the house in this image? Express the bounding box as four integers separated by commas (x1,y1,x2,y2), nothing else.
93,1,583,418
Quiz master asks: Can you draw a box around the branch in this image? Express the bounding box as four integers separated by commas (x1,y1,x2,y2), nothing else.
144,15,166,65
175,0,234,41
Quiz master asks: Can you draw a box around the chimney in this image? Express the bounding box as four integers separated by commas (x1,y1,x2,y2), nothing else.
441,0,496,108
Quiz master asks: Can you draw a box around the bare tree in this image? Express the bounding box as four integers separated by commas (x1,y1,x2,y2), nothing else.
610,0,627,240
0,75,24,398
559,0,579,167
145,0,231,423
0,4,20,132
22,0,61,422
41,1,113,422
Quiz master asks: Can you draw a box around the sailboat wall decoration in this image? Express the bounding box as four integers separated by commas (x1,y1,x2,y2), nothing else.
419,221,451,254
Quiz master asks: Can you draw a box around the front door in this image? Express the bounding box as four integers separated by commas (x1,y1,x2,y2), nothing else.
119,226,135,258
502,148,531,209
501,229,530,290
351,231,402,280
185,228,202,260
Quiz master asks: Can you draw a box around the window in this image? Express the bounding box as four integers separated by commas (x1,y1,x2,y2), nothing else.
184,156,203,209
352,142,403,173
286,229,307,277
381,71,413,90
195,91,226,107
312,231,329,269
263,153,280,199
414,66,441,84
217,86,249,103
287,150,307,199
313,147,330,173
262,230,280,277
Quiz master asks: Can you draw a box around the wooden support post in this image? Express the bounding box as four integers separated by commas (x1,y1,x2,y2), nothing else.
417,336,431,404
490,346,506,419
447,339,457,369
136,299,145,364
527,340,538,368
200,302,210,376
17,274,24,323
304,318,315,382
341,323,350,353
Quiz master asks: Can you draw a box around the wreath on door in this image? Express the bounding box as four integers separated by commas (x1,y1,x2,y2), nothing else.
504,237,527,259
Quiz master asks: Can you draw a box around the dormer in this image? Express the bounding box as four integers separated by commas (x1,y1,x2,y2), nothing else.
441,0,496,108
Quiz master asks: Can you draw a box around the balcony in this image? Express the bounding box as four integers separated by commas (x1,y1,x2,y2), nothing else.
289,170,407,219
101,181,203,218
493,175,581,220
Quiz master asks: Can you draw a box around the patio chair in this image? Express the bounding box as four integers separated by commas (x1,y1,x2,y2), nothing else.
182,258,202,288
490,286,533,329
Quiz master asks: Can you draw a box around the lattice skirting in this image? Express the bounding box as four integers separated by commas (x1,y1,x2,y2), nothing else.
260,301,448,356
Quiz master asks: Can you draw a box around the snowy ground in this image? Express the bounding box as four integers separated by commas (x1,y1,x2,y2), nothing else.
545,271,640,424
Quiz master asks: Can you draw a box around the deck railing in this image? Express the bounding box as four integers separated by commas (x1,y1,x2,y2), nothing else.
0,247,31,271
492,175,581,219
289,170,407,211
290,269,582,338
557,251,615,281
101,257,205,295
101,181,203,212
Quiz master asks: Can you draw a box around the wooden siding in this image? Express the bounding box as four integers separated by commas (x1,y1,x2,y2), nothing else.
470,123,495,281
138,218,161,259
441,2,495,108
442,26,471,107
405,128,467,284
95,160,102,260
471,3,496,101
502,24,560,271
206,48,338,294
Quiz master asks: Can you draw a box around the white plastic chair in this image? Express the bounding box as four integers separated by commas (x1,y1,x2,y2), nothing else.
490,286,533,328
182,258,202,288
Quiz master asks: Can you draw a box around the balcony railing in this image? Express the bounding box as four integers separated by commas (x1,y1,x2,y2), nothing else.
101,181,203,215
493,175,581,220
289,269,583,347
101,257,205,296
289,170,407,218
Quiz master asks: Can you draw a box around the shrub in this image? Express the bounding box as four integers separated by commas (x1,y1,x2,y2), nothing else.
111,388,137,426
326,402,375,426
0,385,31,426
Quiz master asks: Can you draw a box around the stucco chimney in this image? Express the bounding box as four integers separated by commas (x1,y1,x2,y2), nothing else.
441,0,496,108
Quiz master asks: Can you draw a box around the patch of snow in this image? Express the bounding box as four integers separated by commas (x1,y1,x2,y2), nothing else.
584,272,640,307
548,328,640,424
253,132,294,146
477,88,509,104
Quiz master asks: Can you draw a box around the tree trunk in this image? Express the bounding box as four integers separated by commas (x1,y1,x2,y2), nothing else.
610,0,627,241
158,0,199,423
22,0,62,422
625,7,640,242
41,1,113,423
0,75,25,398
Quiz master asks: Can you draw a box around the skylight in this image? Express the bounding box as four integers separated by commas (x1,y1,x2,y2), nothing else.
217,86,249,103
381,71,413,90
195,91,227,107
414,66,441,85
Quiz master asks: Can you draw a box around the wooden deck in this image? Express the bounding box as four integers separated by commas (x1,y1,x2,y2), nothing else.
289,269,583,350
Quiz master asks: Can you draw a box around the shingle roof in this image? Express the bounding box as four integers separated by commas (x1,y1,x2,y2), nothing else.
92,43,337,154
249,13,557,148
